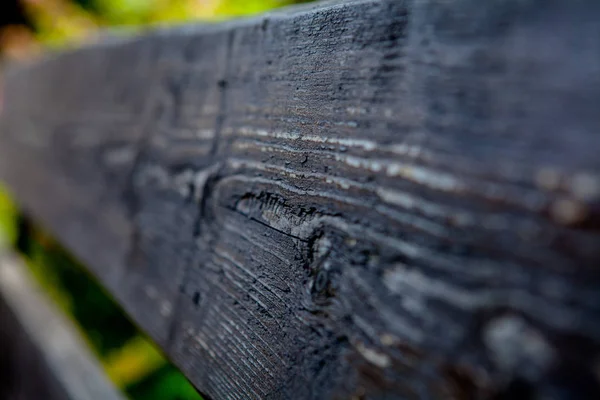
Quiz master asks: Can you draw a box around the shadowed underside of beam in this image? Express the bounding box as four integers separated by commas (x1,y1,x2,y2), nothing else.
1,0,600,399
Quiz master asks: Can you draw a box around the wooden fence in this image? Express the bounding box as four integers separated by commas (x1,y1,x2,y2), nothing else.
1,0,600,398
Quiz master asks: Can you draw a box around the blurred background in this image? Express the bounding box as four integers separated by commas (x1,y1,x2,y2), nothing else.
0,1,312,399
0,0,312,61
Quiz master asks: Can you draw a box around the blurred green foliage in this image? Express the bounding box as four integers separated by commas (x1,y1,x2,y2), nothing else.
0,187,17,246
0,1,313,398
12,0,310,49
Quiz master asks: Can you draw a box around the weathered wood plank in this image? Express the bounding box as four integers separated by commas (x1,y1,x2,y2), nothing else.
1,0,600,398
0,250,125,400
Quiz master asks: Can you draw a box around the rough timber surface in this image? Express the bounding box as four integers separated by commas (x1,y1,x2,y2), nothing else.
1,0,600,399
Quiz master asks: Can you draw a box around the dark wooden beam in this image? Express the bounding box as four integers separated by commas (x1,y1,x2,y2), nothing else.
1,0,600,398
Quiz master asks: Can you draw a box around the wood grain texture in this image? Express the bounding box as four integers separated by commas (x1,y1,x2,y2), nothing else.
1,0,600,398
0,250,125,400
